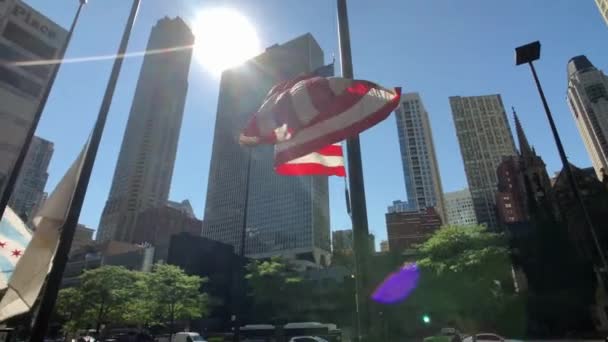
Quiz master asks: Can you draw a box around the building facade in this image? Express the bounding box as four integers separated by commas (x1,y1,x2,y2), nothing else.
387,200,412,213
450,95,517,229
202,34,330,265
495,156,528,225
63,241,152,287
552,166,608,260
167,199,195,218
8,135,52,220
444,189,477,226
567,56,608,181
395,93,445,220
97,17,194,242
332,229,353,254
0,0,67,193
71,224,95,252
132,203,202,247
379,240,389,252
596,0,608,26
167,233,242,332
385,207,442,252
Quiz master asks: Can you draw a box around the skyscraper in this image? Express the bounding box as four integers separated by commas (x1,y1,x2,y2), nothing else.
596,0,608,26
385,207,442,252
203,33,331,265
0,0,67,193
567,55,608,181
395,93,445,220
97,17,194,242
450,95,517,229
332,229,353,254
9,136,53,220
444,189,477,226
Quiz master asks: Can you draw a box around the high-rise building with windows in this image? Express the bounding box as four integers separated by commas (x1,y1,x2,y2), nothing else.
202,34,331,265
332,229,353,254
9,136,53,220
387,200,413,213
385,207,442,252
0,0,67,193
379,240,389,252
97,17,194,242
395,93,445,220
596,0,608,26
450,95,517,229
567,55,608,181
444,189,477,226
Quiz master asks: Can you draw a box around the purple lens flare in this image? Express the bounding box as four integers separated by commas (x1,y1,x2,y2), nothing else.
371,263,420,304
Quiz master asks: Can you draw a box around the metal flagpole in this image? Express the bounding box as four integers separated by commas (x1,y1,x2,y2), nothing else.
0,0,87,221
232,147,252,342
28,1,141,340
336,1,371,341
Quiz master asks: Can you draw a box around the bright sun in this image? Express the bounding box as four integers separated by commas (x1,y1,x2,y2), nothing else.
192,8,261,74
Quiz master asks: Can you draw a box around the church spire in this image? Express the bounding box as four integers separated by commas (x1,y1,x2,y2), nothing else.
513,107,532,159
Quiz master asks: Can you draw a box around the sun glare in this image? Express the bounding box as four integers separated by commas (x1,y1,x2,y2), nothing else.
192,8,261,75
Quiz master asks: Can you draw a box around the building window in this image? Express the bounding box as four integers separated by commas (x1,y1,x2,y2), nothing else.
0,43,50,79
585,83,607,102
0,64,42,97
3,22,57,59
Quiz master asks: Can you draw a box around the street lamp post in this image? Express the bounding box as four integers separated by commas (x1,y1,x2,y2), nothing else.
515,41,608,272
28,0,142,340
0,0,88,220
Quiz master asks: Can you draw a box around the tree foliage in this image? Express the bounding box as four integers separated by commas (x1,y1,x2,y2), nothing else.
413,225,521,333
245,256,304,323
80,265,139,331
55,264,208,335
365,225,525,339
144,264,208,332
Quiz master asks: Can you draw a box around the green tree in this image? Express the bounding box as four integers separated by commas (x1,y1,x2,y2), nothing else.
365,225,524,339
245,257,304,323
79,265,139,332
121,271,156,327
145,264,208,336
413,225,522,334
56,287,86,337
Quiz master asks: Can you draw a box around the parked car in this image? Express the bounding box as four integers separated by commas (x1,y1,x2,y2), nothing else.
463,333,504,342
424,328,464,342
170,332,206,342
288,337,328,342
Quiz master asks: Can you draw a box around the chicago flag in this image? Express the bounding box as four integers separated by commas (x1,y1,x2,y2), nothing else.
0,207,32,290
0,143,87,321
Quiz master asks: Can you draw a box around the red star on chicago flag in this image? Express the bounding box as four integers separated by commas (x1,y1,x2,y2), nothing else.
11,249,22,257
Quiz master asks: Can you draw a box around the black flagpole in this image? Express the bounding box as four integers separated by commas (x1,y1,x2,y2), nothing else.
232,147,252,342
28,1,141,340
0,0,87,221
336,1,371,341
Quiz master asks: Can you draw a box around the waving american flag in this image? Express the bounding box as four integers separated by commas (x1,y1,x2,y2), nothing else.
240,64,400,177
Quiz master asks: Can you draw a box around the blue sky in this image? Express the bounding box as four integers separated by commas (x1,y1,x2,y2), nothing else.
26,0,608,247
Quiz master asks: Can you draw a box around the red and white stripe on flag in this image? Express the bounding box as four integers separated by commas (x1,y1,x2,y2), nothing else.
275,143,345,177
240,76,401,174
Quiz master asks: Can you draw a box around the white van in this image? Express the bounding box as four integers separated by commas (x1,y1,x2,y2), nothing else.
171,332,206,342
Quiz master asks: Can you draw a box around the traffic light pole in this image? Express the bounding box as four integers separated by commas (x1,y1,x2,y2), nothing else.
337,1,371,341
